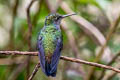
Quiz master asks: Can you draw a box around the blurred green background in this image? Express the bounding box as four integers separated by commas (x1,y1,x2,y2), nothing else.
0,0,120,80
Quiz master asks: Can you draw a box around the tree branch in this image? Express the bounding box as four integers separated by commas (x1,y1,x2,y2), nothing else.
26,0,37,78
28,62,40,80
27,0,36,49
98,52,120,80
86,12,120,80
0,51,120,74
61,20,85,78
60,0,112,64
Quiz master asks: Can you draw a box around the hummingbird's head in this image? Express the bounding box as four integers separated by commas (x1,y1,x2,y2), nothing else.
45,13,76,25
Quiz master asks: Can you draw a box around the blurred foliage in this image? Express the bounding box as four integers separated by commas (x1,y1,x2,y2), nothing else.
0,0,120,80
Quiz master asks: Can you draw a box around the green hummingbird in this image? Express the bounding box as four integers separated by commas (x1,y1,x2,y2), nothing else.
37,13,76,77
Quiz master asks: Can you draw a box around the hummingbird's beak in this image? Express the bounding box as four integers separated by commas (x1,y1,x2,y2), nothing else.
61,13,76,18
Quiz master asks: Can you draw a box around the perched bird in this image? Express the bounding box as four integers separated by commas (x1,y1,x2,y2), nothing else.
37,13,76,77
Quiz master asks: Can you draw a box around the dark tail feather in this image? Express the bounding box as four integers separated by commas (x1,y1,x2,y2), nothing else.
45,61,51,76
45,61,57,77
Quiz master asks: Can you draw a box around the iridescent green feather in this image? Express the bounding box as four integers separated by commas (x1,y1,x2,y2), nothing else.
40,24,61,56
37,13,75,77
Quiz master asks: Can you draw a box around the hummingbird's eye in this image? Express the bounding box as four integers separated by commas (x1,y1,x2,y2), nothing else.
55,16,61,21
54,17,57,20
58,16,62,20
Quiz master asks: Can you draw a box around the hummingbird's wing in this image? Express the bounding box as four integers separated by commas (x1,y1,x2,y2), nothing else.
37,34,46,74
50,36,63,74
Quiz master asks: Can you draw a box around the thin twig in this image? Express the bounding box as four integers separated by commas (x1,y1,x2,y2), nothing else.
61,18,85,78
27,0,36,50
108,52,120,65
26,0,37,78
61,56,120,73
60,1,112,64
0,51,37,56
60,2,110,47
102,63,120,80
60,2,116,80
26,0,37,47
98,52,120,80
28,62,40,80
86,13,120,80
1,51,120,73
45,0,85,78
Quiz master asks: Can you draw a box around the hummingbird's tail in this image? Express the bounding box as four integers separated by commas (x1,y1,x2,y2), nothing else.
45,61,57,77
37,37,63,77
38,47,60,77
44,49,61,77
44,38,63,77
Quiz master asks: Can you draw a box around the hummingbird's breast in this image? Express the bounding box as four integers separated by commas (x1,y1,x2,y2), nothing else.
42,28,61,57
43,32,55,54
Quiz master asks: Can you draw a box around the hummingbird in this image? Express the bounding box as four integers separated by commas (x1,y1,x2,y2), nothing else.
37,13,76,77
